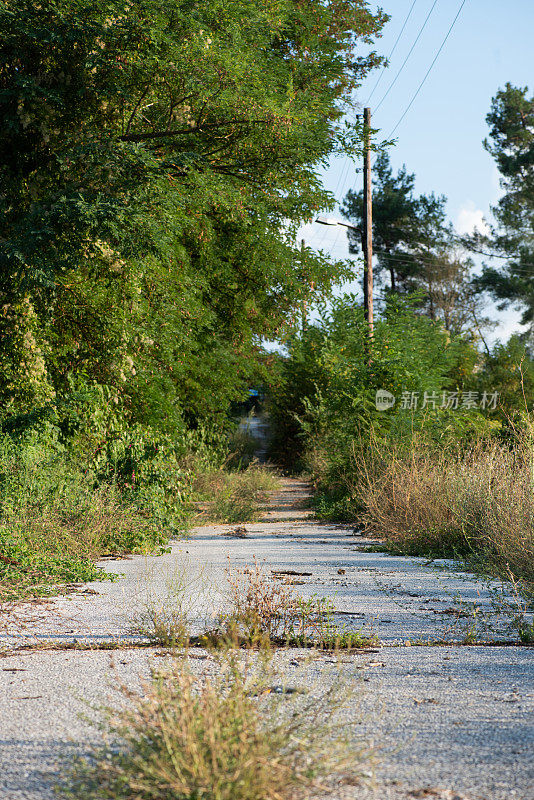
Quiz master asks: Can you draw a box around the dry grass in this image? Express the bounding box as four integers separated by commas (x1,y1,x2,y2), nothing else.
358,439,534,593
59,653,366,800
218,558,377,649
193,464,280,524
136,558,377,650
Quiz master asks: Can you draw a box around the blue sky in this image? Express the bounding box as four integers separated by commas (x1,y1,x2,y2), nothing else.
299,0,533,342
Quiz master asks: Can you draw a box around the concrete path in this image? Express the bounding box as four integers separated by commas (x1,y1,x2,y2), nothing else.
0,479,532,799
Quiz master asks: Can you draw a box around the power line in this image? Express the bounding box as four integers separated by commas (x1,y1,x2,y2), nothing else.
331,0,439,208
326,223,345,259
388,0,468,137
365,0,419,105
308,221,534,271
307,224,534,271
372,250,534,271
328,1,423,216
461,244,534,261
322,239,534,271
374,0,440,113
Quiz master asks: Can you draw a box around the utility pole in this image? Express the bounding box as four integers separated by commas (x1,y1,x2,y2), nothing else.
362,107,374,336
300,238,307,332
298,238,315,333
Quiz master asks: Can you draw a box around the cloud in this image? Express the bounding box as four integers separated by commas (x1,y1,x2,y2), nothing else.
456,201,490,236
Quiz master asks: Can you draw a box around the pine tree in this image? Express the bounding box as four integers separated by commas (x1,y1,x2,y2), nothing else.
473,84,534,340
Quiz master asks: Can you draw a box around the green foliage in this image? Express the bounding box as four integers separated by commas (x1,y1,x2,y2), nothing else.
0,0,386,428
268,325,329,471
0,427,168,600
90,425,193,532
0,0,392,596
269,298,499,523
342,152,487,336
464,335,534,434
0,402,240,600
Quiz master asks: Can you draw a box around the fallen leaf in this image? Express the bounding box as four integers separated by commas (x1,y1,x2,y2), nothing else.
14,696,42,700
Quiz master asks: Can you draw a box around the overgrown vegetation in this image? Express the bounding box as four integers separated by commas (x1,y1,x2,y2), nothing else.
218,559,377,648
1,9,532,791
0,415,269,601
138,558,377,650
268,78,534,599
346,437,534,594
0,426,164,601
193,464,279,524
269,294,495,472
59,651,364,800
0,0,385,425
269,291,534,593
0,0,532,615
0,0,389,600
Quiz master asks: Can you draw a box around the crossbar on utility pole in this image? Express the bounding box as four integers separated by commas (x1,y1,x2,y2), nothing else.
363,107,374,336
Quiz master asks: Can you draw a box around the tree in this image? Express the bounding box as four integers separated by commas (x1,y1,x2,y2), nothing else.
417,247,494,340
473,84,534,338
466,335,534,431
0,0,387,427
268,293,489,477
342,151,448,293
342,152,491,337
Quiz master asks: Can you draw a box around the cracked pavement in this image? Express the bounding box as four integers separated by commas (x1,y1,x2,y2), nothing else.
0,479,532,799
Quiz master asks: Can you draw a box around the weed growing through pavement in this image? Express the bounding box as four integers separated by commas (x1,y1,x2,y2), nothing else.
217,557,378,649
488,569,534,643
373,567,534,645
431,576,534,644
135,558,377,650
132,567,210,648
136,602,190,648
58,648,371,800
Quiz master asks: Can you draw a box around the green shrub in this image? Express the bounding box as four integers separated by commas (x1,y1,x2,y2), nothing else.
0,427,170,601
0,402,259,599
270,295,494,479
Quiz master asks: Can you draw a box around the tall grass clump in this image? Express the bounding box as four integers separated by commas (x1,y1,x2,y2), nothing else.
357,436,534,593
218,558,377,649
193,463,279,523
60,654,363,800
